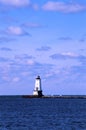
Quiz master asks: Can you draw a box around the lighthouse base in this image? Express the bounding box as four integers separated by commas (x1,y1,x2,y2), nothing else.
33,90,43,97
38,90,43,97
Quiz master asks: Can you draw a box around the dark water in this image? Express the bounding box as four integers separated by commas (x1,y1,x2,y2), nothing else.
0,97,86,130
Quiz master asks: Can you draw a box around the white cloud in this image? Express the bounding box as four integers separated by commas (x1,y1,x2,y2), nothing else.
0,0,30,7
27,60,35,65
15,54,35,65
62,52,78,57
42,1,86,13
12,77,20,82
6,26,29,36
50,52,80,60
15,55,35,65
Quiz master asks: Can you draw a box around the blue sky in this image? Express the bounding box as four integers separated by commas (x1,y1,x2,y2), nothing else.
0,0,86,95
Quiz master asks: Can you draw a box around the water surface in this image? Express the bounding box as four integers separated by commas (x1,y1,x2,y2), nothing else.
0,96,86,130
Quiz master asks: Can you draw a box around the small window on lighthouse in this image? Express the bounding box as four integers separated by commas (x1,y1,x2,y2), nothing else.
36,87,38,91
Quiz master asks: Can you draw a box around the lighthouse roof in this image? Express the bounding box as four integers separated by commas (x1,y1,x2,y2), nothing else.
36,75,40,79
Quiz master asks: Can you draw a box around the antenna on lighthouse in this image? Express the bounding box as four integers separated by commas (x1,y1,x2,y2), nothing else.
33,75,43,97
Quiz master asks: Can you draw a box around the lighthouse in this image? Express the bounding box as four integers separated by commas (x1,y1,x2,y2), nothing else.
33,76,43,97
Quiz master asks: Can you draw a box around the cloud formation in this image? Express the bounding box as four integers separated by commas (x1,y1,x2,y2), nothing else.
0,47,12,51
0,0,30,7
0,54,54,83
50,52,86,60
5,26,30,36
58,37,72,41
36,46,51,51
50,52,86,66
42,1,86,13
15,54,35,65
15,54,34,59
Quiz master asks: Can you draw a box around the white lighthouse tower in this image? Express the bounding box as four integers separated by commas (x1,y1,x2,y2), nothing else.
33,76,43,97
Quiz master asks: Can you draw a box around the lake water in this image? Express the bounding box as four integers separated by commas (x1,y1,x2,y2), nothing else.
0,96,86,130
